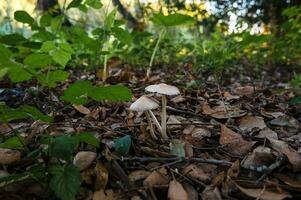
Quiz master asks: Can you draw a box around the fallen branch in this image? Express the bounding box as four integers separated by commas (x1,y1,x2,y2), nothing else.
118,156,232,166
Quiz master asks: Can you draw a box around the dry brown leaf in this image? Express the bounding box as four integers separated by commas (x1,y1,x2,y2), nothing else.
128,170,150,183
268,138,301,171
235,183,292,200
201,186,222,200
202,102,246,119
257,127,278,139
0,148,21,164
73,104,91,115
73,151,97,171
241,146,275,169
239,115,266,132
93,189,117,200
94,161,109,190
143,168,169,187
183,183,199,200
168,180,189,200
220,125,255,156
223,91,239,101
234,86,255,96
183,164,210,183
274,173,301,188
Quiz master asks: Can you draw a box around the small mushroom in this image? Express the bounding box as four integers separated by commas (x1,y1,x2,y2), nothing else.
145,83,180,139
130,96,162,140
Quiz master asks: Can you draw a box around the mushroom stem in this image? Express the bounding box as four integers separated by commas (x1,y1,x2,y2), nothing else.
148,110,162,133
145,111,158,140
161,95,168,139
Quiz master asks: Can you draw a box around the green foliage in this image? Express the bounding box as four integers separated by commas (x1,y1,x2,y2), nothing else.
49,164,82,200
0,136,24,149
170,139,185,158
49,135,79,161
74,132,100,148
14,11,34,25
290,73,301,89
0,104,52,123
61,80,132,105
150,13,195,27
113,135,131,156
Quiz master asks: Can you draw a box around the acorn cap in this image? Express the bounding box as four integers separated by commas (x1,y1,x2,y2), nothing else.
130,96,159,112
145,83,180,96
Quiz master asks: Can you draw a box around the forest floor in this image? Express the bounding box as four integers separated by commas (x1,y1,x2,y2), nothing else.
1,64,301,200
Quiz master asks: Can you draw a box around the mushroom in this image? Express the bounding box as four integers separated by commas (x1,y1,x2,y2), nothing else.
145,83,180,139
130,96,162,140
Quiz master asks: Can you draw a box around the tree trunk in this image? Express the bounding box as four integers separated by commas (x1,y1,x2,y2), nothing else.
112,0,139,29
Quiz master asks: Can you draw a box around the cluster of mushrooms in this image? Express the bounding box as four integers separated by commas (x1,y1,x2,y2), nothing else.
130,83,180,140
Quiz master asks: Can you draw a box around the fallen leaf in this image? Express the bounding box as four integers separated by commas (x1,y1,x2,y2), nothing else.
0,148,21,164
183,183,199,200
257,127,278,139
241,146,275,169
94,161,109,190
268,138,301,171
220,125,255,156
201,186,222,200
128,170,150,183
270,116,299,128
143,168,169,187
73,104,91,115
202,102,246,119
239,115,266,132
183,164,210,183
93,189,117,200
168,180,189,200
235,183,292,200
223,91,239,101
274,173,301,188
73,151,97,171
234,86,255,96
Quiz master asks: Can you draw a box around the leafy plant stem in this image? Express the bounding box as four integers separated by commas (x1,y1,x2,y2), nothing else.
147,29,166,78
102,54,108,81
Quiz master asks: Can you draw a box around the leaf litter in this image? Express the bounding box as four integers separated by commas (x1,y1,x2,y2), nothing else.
1,66,301,199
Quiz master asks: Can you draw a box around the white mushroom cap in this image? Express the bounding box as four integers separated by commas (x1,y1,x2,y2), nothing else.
130,96,159,112
145,83,180,96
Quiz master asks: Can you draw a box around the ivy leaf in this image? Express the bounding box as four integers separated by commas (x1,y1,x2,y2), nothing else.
114,135,131,156
40,13,52,27
14,11,34,25
52,49,71,68
67,0,83,9
49,164,82,200
89,85,132,102
49,135,78,161
61,80,92,105
112,27,132,45
37,70,69,88
150,13,194,27
74,132,99,148
0,34,27,45
24,53,52,69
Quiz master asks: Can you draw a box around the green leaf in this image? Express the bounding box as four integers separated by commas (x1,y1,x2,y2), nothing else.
150,13,194,27
49,164,82,200
85,0,103,9
104,9,117,30
49,136,78,161
0,34,27,45
40,13,52,27
89,85,132,102
52,49,71,68
67,0,83,9
14,11,34,24
37,70,69,88
24,53,52,68
113,135,131,156
60,80,92,105
112,27,132,45
51,16,63,32
170,139,185,158
0,136,24,149
7,61,32,83
0,44,12,61
0,104,52,122
74,132,99,148
59,43,74,54
31,30,55,41
40,41,56,52
0,68,9,79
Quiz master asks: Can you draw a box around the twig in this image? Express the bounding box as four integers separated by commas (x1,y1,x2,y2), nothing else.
166,106,203,118
118,156,232,166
